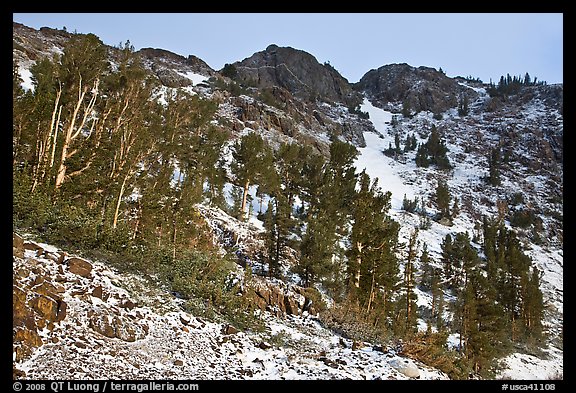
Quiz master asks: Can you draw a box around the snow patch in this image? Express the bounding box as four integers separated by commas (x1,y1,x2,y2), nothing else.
177,71,209,86
19,67,34,92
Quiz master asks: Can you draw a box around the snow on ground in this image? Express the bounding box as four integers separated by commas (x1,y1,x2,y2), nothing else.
356,98,417,210
18,67,34,92
177,71,209,86
446,333,462,351
497,346,563,380
457,81,487,96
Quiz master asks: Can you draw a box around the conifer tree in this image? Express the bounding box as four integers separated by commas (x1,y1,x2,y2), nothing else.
297,151,338,288
53,33,109,192
347,170,399,319
263,200,278,277
435,180,451,220
297,210,334,287
488,147,502,186
255,147,279,213
441,234,454,280
402,100,411,118
521,267,544,340
231,132,267,220
399,228,419,335
415,125,451,169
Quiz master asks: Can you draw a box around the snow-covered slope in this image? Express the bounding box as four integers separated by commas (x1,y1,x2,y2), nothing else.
353,91,563,379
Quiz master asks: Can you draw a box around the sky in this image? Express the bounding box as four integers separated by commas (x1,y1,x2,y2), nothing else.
13,13,563,84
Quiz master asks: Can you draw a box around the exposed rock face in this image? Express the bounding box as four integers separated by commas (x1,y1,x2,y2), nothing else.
247,277,310,317
234,44,359,105
88,313,147,342
13,23,214,90
31,294,60,321
13,253,68,362
13,233,24,258
222,324,239,335
356,63,476,114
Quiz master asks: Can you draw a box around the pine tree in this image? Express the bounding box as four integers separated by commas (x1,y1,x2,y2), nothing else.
400,228,419,335
415,143,430,168
418,197,432,230
441,234,454,281
53,33,109,192
431,267,445,332
263,200,277,277
415,125,451,169
521,267,544,340
230,132,267,220
394,133,401,153
297,209,334,287
324,138,358,235
347,170,399,318
435,180,451,221
488,147,501,186
297,151,338,288
255,147,279,214
402,194,417,213
402,100,411,118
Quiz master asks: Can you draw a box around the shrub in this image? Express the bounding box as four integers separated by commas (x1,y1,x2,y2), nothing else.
510,208,538,229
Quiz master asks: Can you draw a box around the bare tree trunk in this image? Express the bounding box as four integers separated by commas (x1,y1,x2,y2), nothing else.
172,218,177,260
366,260,376,313
55,78,99,190
240,179,250,220
132,199,141,241
112,173,129,229
355,242,363,288
32,86,63,193
406,260,413,328
49,105,62,169
30,126,44,193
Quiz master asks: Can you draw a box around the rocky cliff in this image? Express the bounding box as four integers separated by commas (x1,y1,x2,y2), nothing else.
355,63,476,114
234,44,360,106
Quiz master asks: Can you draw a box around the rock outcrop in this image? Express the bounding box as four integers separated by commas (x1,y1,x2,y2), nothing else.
12,233,149,365
356,63,477,114
88,312,147,342
67,257,93,278
233,44,359,106
247,277,316,317
13,237,68,362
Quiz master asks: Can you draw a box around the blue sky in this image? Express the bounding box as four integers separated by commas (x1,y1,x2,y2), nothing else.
13,13,563,84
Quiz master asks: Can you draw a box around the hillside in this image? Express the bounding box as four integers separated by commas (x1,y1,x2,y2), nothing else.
12,22,562,381
13,234,448,380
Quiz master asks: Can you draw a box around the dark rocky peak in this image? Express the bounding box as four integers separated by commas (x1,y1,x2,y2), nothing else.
232,44,359,106
138,47,188,63
356,63,477,114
